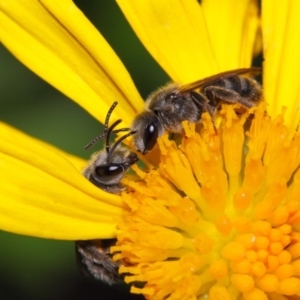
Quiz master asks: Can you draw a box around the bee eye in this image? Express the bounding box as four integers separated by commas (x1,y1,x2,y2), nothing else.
95,164,123,181
143,122,158,154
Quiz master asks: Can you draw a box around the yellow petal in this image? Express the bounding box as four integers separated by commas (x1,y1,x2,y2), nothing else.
117,0,259,83
117,0,219,83
0,0,144,127
262,0,300,130
202,0,260,70
0,122,125,240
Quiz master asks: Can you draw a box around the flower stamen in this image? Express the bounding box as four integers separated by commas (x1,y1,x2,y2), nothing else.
113,104,300,299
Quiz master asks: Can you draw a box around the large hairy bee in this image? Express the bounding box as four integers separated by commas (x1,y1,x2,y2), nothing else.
132,68,262,154
76,102,138,285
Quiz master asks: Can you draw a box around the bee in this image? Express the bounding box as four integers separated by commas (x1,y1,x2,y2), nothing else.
132,67,262,154
76,102,138,285
83,101,138,194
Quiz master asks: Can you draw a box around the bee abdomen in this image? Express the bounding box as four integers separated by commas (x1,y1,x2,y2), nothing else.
210,76,261,102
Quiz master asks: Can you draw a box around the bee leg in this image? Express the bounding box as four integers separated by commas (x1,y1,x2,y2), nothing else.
190,91,216,117
190,91,218,134
201,102,219,135
204,86,256,108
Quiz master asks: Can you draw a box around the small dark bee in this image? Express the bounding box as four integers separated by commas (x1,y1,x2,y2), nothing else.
132,68,262,154
83,101,138,194
76,102,138,285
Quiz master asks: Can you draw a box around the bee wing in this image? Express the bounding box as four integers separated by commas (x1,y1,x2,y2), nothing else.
179,67,261,92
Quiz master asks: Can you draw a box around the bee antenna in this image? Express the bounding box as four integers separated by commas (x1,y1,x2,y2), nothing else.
107,131,137,163
84,127,131,150
105,119,122,153
84,102,118,150
103,101,118,137
84,133,106,150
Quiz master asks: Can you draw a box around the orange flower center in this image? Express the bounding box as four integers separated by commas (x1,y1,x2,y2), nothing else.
113,104,300,300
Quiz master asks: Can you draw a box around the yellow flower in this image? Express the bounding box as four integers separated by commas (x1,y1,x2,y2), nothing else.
0,0,144,240
1,0,300,299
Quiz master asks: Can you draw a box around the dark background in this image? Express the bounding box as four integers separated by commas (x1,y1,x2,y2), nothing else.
0,1,169,299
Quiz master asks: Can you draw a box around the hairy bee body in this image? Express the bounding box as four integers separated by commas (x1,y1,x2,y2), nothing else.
132,68,262,154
